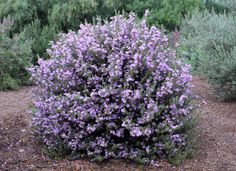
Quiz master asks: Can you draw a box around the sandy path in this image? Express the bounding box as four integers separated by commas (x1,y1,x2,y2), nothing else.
0,76,236,171
0,87,31,120
184,76,236,171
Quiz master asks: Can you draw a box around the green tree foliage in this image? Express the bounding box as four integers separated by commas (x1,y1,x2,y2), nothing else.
128,0,204,31
18,20,59,63
45,0,131,32
0,0,36,34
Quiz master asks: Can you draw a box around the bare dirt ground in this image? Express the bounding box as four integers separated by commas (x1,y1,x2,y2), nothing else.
0,76,236,171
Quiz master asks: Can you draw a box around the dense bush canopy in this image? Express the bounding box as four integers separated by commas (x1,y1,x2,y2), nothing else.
30,14,193,164
180,9,236,100
0,17,32,90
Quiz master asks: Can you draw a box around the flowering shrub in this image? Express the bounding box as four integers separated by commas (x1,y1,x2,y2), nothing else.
30,13,193,164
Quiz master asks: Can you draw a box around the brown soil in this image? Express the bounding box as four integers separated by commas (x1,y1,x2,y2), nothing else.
0,76,236,171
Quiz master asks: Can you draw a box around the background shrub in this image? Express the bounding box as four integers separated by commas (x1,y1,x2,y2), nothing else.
19,20,59,63
0,0,36,34
180,9,236,100
205,0,236,15
30,14,193,164
0,17,32,90
128,0,204,31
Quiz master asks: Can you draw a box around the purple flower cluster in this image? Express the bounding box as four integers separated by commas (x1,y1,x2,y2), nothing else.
29,13,193,164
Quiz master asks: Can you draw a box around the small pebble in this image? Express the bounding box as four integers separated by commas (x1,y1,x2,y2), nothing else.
19,149,25,153
21,129,26,133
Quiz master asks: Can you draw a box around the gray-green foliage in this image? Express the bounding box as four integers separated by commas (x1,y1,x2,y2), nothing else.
180,9,236,100
218,0,236,14
0,18,32,90
46,0,130,31
18,20,59,63
48,0,99,31
206,0,236,15
0,0,36,33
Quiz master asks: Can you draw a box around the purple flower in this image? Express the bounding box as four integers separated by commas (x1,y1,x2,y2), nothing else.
29,12,193,164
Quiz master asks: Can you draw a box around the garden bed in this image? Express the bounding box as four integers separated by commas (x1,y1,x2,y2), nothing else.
0,76,236,171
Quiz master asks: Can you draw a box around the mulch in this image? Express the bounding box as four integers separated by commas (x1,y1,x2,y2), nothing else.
0,76,236,171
